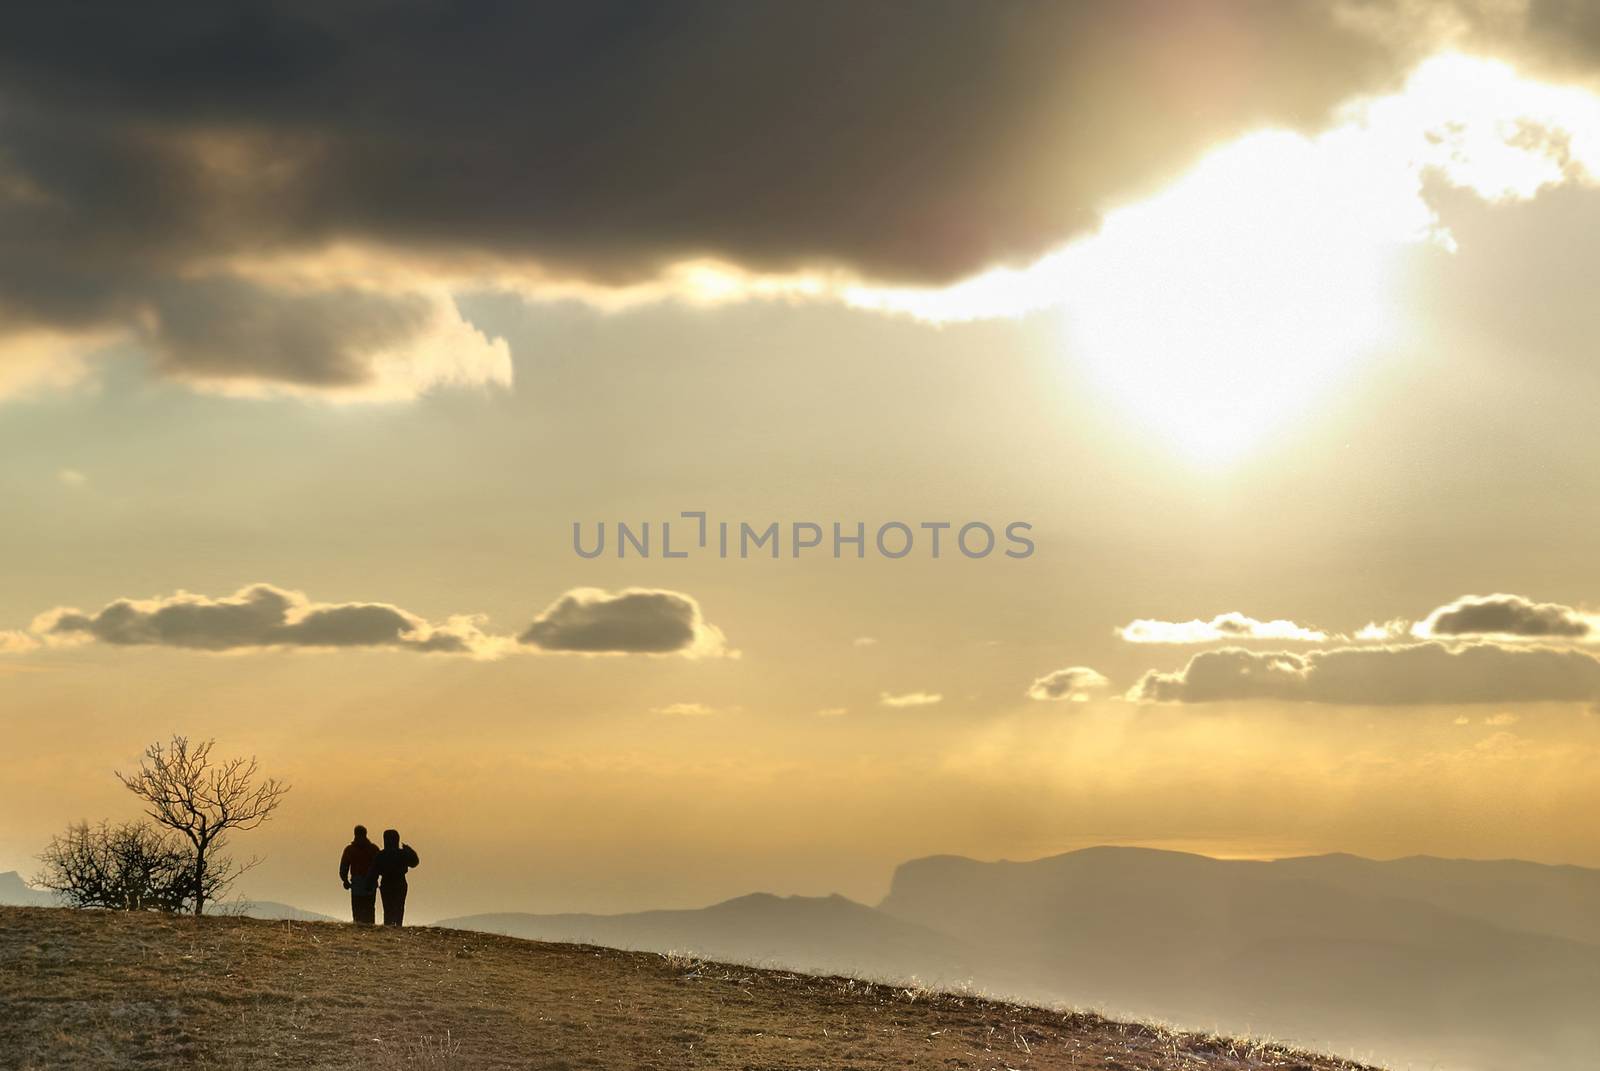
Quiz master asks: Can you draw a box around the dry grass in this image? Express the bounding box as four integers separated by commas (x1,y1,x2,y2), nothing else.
0,905,1383,1070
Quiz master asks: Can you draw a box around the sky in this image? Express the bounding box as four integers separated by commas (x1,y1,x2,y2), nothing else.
4,1,1600,920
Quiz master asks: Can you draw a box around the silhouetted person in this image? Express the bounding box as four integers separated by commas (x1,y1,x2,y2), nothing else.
339,824,379,925
374,828,419,926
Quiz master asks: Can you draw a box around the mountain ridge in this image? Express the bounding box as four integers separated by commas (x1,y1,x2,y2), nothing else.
439,887,987,986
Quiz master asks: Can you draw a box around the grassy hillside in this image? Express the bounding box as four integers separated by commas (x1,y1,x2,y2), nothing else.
0,905,1379,1070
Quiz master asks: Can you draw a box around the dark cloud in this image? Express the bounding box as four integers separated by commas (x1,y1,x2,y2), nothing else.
0,2,1416,391
36,584,492,655
20,583,734,659
1027,666,1110,702
1419,593,1593,639
1339,1,1600,83
519,588,730,658
1478,0,1600,78
142,278,434,388
1132,642,1600,705
0,2,1403,282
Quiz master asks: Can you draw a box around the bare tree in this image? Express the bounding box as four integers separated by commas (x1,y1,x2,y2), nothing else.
117,736,289,916
34,820,230,912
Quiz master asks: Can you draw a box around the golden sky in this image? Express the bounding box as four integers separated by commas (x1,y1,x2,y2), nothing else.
4,3,1600,919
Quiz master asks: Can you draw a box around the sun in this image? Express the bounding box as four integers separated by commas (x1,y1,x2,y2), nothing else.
1057,53,1600,466
1056,129,1408,466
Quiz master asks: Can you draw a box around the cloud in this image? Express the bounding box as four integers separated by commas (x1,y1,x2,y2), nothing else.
0,630,40,654
1121,596,1600,648
33,584,503,657
815,707,849,718
518,588,732,658
56,467,86,486
12,583,738,662
10,4,1600,404
0,3,1399,281
0,3,1418,397
1360,0,1600,86
1354,619,1411,642
1118,613,1329,644
140,278,511,402
1415,592,1597,640
0,329,105,398
880,691,943,709
852,637,879,649
1131,642,1600,705
651,702,718,717
1027,666,1111,702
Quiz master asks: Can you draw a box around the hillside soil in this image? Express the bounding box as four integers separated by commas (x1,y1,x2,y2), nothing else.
0,906,1381,1070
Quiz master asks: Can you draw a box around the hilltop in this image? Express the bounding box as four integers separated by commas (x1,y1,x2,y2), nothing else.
0,905,1378,1071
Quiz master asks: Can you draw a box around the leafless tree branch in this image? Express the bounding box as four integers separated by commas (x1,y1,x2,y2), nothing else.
116,736,289,916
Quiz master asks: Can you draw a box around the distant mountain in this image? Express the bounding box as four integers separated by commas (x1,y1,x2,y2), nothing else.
440,892,988,986
880,846,1600,1071
1269,851,1600,946
0,871,57,908
221,900,337,923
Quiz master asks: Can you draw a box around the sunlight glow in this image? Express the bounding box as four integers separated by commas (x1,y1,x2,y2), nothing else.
1059,129,1407,464
846,53,1600,464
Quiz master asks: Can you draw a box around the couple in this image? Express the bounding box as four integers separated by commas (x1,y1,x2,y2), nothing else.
338,825,419,926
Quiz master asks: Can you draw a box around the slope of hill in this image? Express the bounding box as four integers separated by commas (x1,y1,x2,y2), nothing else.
880,846,1600,1071
0,906,1380,1071
439,891,989,985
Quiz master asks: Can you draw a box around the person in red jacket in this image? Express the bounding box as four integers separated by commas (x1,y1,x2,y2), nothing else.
338,825,380,925
374,828,420,927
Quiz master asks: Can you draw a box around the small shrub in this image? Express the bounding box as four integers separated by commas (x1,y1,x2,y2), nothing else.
34,820,223,913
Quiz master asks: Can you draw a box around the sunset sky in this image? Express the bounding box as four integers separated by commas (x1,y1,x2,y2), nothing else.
4,2,1600,920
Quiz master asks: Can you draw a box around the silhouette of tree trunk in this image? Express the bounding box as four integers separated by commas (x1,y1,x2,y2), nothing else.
117,736,288,917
